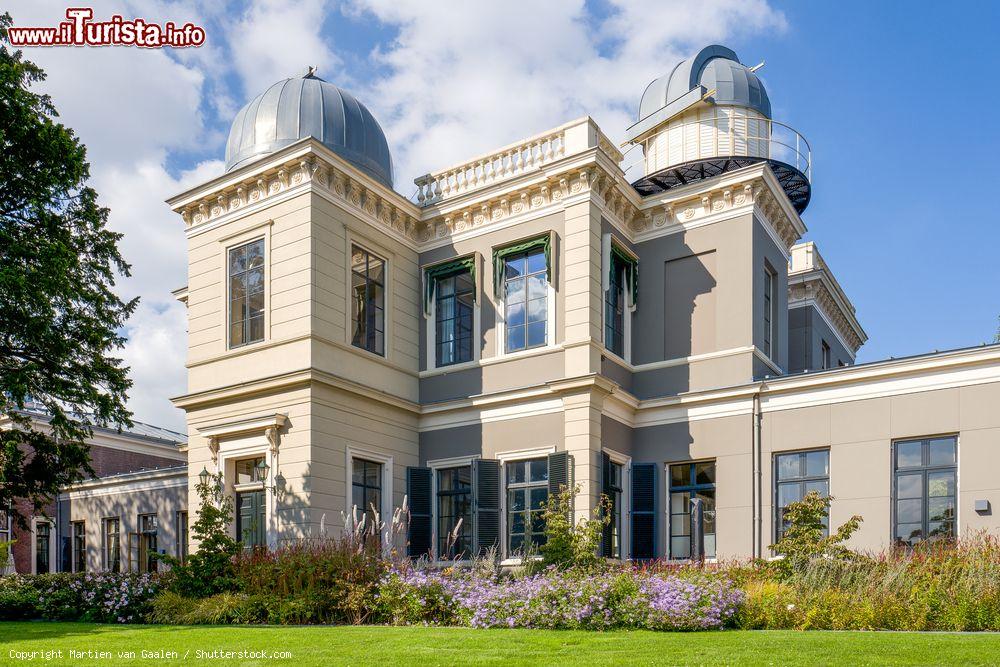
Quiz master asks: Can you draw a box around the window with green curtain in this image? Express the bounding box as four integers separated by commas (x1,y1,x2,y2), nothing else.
492,234,551,298
423,255,477,316
609,243,638,306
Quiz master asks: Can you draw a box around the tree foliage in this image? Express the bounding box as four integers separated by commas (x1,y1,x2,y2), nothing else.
164,472,241,598
770,491,863,575
0,12,136,521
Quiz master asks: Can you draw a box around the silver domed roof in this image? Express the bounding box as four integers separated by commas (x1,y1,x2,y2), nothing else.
639,45,771,120
225,72,393,188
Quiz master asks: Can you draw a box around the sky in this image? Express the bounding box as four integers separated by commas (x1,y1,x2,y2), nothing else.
7,0,1000,432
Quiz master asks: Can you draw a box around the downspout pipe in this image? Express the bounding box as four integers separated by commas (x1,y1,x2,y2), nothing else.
751,387,763,559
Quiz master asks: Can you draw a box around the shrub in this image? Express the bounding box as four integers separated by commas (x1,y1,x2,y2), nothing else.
164,471,241,598
231,518,392,624
769,491,862,576
538,484,611,571
0,572,162,623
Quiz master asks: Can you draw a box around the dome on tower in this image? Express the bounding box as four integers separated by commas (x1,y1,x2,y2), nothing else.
638,45,771,121
225,70,393,188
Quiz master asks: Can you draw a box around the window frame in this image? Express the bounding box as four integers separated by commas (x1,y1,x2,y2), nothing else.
137,513,158,574
667,460,717,560
71,520,86,573
345,447,393,539
226,237,267,349
773,448,831,542
602,235,635,364
892,436,959,549
0,509,11,568
762,263,775,360
176,511,189,564
432,267,477,369
435,464,474,560
496,245,555,358
602,448,631,561
427,455,480,563
349,243,388,357
102,516,121,573
32,519,54,574
821,340,831,369
504,456,550,557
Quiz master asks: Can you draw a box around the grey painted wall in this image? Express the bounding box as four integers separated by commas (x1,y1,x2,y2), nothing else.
788,305,852,373
752,214,789,375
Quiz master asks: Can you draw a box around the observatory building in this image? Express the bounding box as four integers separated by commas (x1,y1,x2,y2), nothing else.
160,45,1000,563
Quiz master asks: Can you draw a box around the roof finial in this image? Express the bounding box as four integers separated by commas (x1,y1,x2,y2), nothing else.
304,65,318,78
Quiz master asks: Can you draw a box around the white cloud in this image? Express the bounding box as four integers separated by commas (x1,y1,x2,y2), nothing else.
228,0,340,95
120,301,189,432
350,0,786,189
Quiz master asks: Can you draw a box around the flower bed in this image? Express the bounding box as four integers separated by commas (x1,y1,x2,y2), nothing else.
0,572,163,623
377,566,743,630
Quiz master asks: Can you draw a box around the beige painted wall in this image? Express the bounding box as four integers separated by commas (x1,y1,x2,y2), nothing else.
760,382,1000,554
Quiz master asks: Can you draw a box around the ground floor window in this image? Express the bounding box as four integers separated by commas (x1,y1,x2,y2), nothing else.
506,458,548,555
72,521,86,573
352,458,384,528
103,517,120,572
137,514,158,573
775,449,830,541
607,460,624,558
0,509,11,567
669,461,716,559
437,465,472,558
177,511,189,563
35,521,51,574
894,436,957,547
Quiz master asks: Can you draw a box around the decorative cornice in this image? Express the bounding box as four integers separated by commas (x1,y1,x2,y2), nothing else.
626,167,803,252
789,281,866,353
788,241,867,353
419,164,626,245
172,141,430,248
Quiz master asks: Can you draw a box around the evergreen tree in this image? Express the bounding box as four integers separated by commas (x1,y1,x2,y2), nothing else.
0,13,136,521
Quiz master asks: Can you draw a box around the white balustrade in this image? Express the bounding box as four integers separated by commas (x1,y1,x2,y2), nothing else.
413,117,615,206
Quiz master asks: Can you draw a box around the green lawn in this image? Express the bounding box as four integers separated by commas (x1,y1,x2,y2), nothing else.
2,623,1000,666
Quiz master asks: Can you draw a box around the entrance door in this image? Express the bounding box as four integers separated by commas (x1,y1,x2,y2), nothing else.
236,490,266,548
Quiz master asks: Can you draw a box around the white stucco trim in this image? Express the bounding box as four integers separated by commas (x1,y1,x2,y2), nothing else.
197,413,287,440
495,446,556,463
60,469,187,501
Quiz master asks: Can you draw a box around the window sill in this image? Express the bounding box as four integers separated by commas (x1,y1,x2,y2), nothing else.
499,555,543,567
233,482,265,492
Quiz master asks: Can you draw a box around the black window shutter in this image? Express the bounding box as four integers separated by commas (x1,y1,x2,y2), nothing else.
406,467,432,558
631,462,657,560
600,451,613,558
547,451,573,497
473,459,501,557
